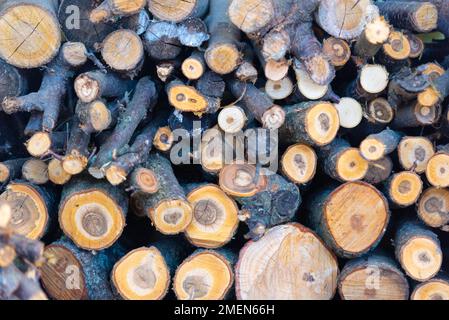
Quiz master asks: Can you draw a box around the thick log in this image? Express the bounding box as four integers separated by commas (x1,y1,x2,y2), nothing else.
418,187,449,231
363,156,394,185
147,0,209,22
338,253,409,300
346,64,389,100
395,220,442,282
235,223,338,300
59,176,128,250
308,182,390,258
40,237,124,300
365,98,395,124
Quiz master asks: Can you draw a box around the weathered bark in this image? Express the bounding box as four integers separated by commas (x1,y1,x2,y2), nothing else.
0,60,27,101
359,128,403,161
354,17,391,59
363,156,394,185
62,119,91,175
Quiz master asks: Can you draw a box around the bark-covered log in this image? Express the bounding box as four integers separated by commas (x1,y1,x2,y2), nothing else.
382,171,423,208
398,136,435,173
406,32,425,58
319,138,369,182
0,0,61,68
346,64,389,100
418,187,449,232
338,253,409,300
378,31,412,67
26,131,66,158
196,71,226,99
377,1,438,33
322,37,351,68
90,0,146,23
143,21,182,61
131,153,192,235
219,163,267,198
0,227,44,264
363,156,394,185
173,250,235,300
89,77,158,179
365,98,395,124
411,274,449,300
0,182,58,240
354,17,391,59
308,182,390,258
76,100,120,134
0,263,47,300
148,0,209,22
59,176,128,250
392,102,441,128
279,101,340,147
360,128,403,161
0,60,27,101
395,220,442,282
235,223,338,300
182,51,206,80
40,237,124,300
0,158,28,184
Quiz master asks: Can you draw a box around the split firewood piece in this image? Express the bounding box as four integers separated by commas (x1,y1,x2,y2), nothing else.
346,64,389,100
0,264,47,300
425,144,449,188
173,250,235,300
319,138,369,182
322,37,351,68
265,77,294,101
26,131,66,158
182,51,206,80
0,182,57,240
59,176,128,250
378,30,412,66
229,80,285,130
147,0,209,22
383,171,423,208
377,1,438,33
205,0,241,75
2,42,88,132
75,100,119,134
21,159,49,185
132,153,192,235
398,136,435,173
281,144,317,185
143,21,182,61
0,227,44,264
185,184,239,248
236,172,301,240
218,106,247,134
354,17,391,59
167,80,220,116
365,98,395,124
393,102,441,128
41,237,124,300
363,156,394,185
62,119,90,176
74,70,135,103
360,128,402,161
279,101,340,147
0,0,61,68
395,220,442,282
0,158,28,184
411,274,449,300
406,33,425,58
235,223,338,300
418,187,449,232
90,0,147,23
315,0,379,40
334,98,363,129
308,182,390,258
89,77,158,178
47,159,72,185
101,29,144,78
290,22,335,85
111,246,171,300
0,60,28,101
338,253,409,300
219,163,267,198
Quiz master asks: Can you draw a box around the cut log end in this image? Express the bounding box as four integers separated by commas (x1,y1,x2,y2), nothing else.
149,200,192,235
59,190,126,250
336,148,369,182
174,251,234,300
304,102,340,146
304,55,334,86
218,106,247,134
360,64,389,94
360,138,387,161
22,159,49,185
74,75,101,103
398,137,435,173
264,59,290,82
322,38,351,67
261,105,286,130
153,127,174,152
112,247,170,300
0,183,49,240
412,278,449,300
105,165,128,186
412,2,438,33
26,132,52,158
388,171,423,207
265,77,294,101
407,33,424,59
182,57,205,80
364,16,391,45
168,84,208,113
48,159,72,185
219,164,267,198
148,0,202,22
367,98,394,124
62,42,88,67
426,152,449,188
0,163,11,183
130,168,159,194
295,67,329,100
335,98,363,129
186,185,239,248
101,30,144,73
228,0,274,34
205,44,241,75
0,4,61,68
418,88,439,107
281,144,317,185
418,188,449,229
62,154,88,176
85,100,112,133
382,31,411,61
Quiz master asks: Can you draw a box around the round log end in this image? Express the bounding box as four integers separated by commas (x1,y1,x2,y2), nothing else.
382,31,411,60
412,278,449,300
265,77,294,101
62,154,88,176
74,74,101,103
398,136,435,173
281,144,317,185
219,163,268,198
418,187,449,229
322,37,351,67
101,30,144,73
168,84,208,113
388,171,423,207
26,132,52,158
336,148,369,182
304,102,340,146
335,98,363,129
205,43,241,75
182,56,205,80
218,106,247,134
149,199,192,235
426,152,449,188
262,105,286,130
130,168,159,194
48,159,72,185
153,126,174,152
228,0,274,34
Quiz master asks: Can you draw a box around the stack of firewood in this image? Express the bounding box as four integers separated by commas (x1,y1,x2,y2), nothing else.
0,0,448,300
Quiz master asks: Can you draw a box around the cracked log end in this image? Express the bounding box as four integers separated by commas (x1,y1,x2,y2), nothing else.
228,0,274,34
112,247,170,300
174,251,234,300
205,43,241,75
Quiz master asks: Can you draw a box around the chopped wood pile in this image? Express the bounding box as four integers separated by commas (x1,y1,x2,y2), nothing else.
0,0,449,301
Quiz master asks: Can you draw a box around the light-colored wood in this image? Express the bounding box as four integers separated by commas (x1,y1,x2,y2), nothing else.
387,171,423,207
398,136,435,173
418,188,449,230
219,163,267,198
185,185,239,248
174,250,234,300
205,43,240,75
235,223,338,300
305,102,340,146
382,31,411,60
264,58,290,82
112,247,170,300
90,0,146,23
168,83,208,113
228,0,274,34
359,64,389,94
418,87,440,107
354,16,390,58
218,106,247,134
335,148,369,182
294,66,329,100
265,77,294,101
426,151,449,188
130,168,159,194
62,42,88,67
148,0,207,22
182,53,206,80
22,159,48,185
412,277,449,300
26,132,52,157
0,1,61,68
149,199,193,236
281,144,317,185
335,98,363,129
48,159,71,185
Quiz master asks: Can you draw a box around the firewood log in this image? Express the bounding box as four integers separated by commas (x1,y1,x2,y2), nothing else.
62,119,90,176
411,274,449,300
265,77,294,101
334,98,363,129
418,187,449,232
308,182,390,258
363,156,394,185
338,253,409,300
0,0,61,68
182,51,206,80
398,136,435,173
0,182,57,240
0,60,27,101
58,176,128,250
360,128,403,161
40,237,124,300
322,37,351,68
218,106,247,134
426,144,449,188
25,131,66,158
395,220,442,282
365,98,395,124
147,0,209,22
354,17,391,59
21,159,49,185
382,171,423,208
281,143,317,185
235,223,338,300
0,158,28,184
47,159,72,185
90,0,146,23
346,64,390,101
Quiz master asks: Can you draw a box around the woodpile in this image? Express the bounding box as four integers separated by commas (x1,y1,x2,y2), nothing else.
0,0,449,301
